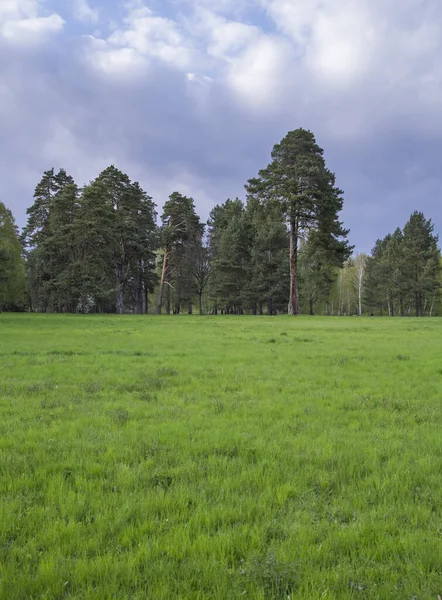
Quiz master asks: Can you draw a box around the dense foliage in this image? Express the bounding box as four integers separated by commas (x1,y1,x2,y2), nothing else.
1,128,441,314
21,167,158,314
0,202,26,311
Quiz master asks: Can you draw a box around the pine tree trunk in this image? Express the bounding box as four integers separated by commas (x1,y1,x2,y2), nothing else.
338,272,344,316
26,292,33,313
116,289,124,314
116,263,124,314
137,272,144,314
116,287,124,314
166,284,171,314
288,220,299,315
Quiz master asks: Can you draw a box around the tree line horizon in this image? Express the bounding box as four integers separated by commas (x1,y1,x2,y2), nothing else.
0,128,441,316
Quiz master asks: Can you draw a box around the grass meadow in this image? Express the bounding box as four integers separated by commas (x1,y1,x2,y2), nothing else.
0,314,442,599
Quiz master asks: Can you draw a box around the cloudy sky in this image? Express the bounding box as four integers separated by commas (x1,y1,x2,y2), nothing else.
1,0,441,251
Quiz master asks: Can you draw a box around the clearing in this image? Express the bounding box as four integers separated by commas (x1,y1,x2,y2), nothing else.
0,315,441,599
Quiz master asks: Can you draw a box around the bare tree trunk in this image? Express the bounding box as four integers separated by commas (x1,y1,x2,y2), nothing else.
353,254,367,316
288,220,299,315
157,248,168,314
430,296,435,317
198,293,203,315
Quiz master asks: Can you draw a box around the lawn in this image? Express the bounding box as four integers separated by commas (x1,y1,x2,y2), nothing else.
0,314,441,599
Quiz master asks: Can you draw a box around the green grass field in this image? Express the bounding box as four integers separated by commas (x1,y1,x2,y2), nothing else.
1,315,442,599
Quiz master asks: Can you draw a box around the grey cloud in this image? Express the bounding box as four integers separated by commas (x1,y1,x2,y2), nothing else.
1,1,442,255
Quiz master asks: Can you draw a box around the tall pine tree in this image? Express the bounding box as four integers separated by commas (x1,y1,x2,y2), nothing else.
157,192,202,314
246,129,351,314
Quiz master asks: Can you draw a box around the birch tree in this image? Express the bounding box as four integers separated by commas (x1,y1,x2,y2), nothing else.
353,253,368,315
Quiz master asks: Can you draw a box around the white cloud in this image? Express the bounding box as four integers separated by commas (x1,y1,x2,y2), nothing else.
260,0,382,88
179,7,296,111
72,0,99,24
207,20,259,60
226,35,296,111
0,0,64,42
1,15,64,40
86,4,198,75
0,0,36,19
261,0,442,90
86,36,148,76
308,4,376,85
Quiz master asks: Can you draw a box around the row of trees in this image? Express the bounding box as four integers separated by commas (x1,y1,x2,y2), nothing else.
21,166,158,314
365,213,441,316
1,128,440,315
0,202,26,311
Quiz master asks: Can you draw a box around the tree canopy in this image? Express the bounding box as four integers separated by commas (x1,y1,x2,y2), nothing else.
3,128,441,316
0,202,26,311
246,129,352,314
